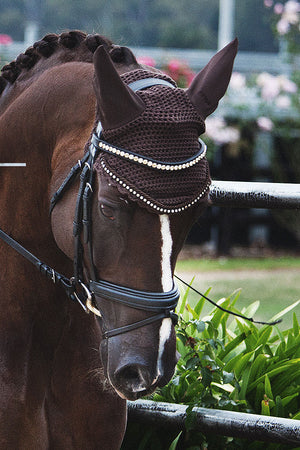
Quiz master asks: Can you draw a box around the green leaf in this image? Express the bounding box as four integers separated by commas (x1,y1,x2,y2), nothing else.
255,382,265,411
185,405,197,431
186,303,199,320
211,382,235,393
292,411,300,420
268,299,300,324
223,371,235,384
201,366,213,387
248,353,269,386
168,432,182,450
272,367,300,395
256,326,273,348
177,277,195,316
248,360,300,391
241,300,260,320
234,351,254,380
224,351,254,380
196,320,206,333
275,395,283,417
194,289,211,317
239,364,251,400
293,312,299,337
281,393,299,407
264,374,273,400
218,331,249,360
261,397,270,416
211,298,231,328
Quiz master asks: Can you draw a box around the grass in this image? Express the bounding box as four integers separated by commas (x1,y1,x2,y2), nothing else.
176,256,300,272
175,256,300,328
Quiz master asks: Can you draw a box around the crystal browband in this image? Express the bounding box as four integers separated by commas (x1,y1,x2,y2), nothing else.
91,133,207,171
100,159,211,214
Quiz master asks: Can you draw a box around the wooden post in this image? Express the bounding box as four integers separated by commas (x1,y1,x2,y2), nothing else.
218,0,236,49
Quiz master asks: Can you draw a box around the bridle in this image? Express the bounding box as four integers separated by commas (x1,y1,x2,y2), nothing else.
0,77,207,339
0,76,281,331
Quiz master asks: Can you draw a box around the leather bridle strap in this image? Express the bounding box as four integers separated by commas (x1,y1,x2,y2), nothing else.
102,312,177,339
49,152,90,214
89,279,179,312
0,228,77,302
89,279,179,338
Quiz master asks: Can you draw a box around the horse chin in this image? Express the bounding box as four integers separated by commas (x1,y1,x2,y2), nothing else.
111,374,166,401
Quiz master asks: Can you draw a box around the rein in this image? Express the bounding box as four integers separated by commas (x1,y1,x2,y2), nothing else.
0,77,280,335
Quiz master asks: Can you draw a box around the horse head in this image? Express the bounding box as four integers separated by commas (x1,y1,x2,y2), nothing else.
46,36,237,401
76,40,237,400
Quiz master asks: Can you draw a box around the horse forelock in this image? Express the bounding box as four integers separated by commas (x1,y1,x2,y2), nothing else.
0,31,135,99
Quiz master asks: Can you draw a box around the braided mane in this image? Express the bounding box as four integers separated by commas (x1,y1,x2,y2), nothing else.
0,30,135,97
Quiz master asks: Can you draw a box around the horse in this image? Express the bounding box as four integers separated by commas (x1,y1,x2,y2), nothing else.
0,31,237,448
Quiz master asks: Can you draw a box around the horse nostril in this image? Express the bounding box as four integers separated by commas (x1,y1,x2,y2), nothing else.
114,364,152,393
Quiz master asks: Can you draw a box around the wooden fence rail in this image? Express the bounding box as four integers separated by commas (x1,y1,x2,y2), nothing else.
209,181,300,210
128,400,300,446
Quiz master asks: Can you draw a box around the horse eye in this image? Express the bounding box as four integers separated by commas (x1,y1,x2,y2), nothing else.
100,204,115,220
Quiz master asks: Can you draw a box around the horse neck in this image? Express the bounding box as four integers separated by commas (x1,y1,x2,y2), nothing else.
0,47,95,115
0,62,95,246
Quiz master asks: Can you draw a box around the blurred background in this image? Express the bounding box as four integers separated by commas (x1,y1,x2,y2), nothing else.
0,0,282,50
0,0,299,321
1,0,299,255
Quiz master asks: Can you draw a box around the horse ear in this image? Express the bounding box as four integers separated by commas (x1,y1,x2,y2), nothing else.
186,38,238,120
93,45,145,130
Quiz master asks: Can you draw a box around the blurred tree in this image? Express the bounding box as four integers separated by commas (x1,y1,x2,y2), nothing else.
0,0,280,52
0,0,24,41
235,0,278,52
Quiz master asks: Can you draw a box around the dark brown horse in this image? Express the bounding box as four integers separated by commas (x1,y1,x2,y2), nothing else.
0,31,237,448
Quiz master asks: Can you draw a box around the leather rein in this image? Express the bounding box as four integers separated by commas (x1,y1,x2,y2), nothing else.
0,78,206,339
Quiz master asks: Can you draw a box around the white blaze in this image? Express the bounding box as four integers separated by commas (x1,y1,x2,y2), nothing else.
159,214,173,292
156,214,173,376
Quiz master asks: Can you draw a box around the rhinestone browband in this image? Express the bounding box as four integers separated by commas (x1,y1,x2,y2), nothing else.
100,159,210,214
91,133,207,171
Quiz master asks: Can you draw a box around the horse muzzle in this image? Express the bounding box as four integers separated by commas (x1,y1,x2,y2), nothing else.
89,279,179,399
100,324,177,401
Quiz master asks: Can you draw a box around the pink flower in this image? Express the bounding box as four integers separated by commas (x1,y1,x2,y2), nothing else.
230,72,246,90
278,75,297,93
163,60,195,87
284,0,300,14
137,56,156,67
274,2,284,14
277,17,291,33
261,79,281,100
264,0,274,7
256,72,272,87
276,95,291,108
205,117,240,145
168,60,181,72
257,117,274,131
0,34,12,45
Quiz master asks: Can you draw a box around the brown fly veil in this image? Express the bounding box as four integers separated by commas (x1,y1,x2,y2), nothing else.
93,40,238,213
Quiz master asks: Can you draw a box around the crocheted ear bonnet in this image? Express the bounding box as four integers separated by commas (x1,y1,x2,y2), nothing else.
93,40,238,214
94,70,210,214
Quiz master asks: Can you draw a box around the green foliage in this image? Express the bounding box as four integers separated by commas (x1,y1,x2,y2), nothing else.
123,288,300,449
155,290,300,418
